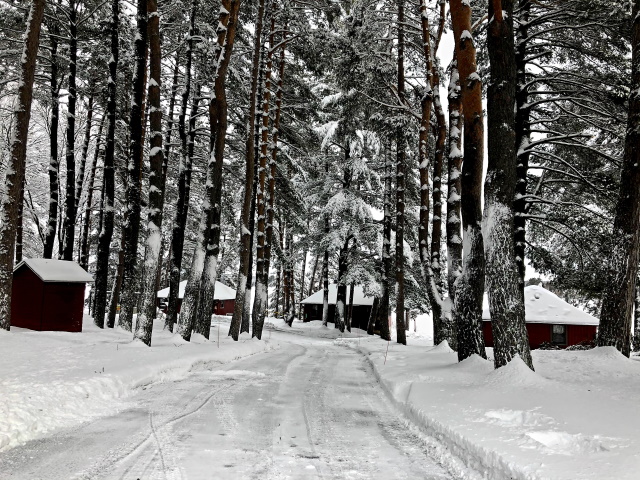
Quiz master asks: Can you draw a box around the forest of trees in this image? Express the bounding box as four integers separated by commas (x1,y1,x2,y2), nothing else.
0,0,638,367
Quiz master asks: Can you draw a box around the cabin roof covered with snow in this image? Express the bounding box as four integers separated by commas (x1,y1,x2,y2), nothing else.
157,280,236,300
14,258,94,283
482,285,599,326
301,284,374,306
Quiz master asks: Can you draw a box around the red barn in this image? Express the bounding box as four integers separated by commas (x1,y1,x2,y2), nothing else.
482,285,598,349
156,280,236,315
11,258,93,332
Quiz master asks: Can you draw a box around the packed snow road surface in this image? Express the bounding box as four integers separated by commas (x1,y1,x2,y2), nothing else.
0,336,452,479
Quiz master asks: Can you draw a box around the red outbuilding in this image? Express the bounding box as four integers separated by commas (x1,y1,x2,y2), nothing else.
11,258,94,332
482,285,598,349
156,280,237,315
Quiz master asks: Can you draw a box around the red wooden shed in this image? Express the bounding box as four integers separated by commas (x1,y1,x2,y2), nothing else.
482,285,598,349
156,280,236,315
11,258,94,332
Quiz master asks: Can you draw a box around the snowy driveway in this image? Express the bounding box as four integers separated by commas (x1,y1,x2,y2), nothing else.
0,333,452,479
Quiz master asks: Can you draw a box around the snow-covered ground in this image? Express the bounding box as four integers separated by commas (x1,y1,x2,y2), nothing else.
2,315,639,479
0,314,275,453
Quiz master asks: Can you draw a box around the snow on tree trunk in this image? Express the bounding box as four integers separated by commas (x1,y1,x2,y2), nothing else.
446,57,463,307
0,0,46,330
229,0,266,340
395,0,407,345
166,1,198,332
80,118,104,271
75,93,94,216
378,143,392,342
321,246,329,326
634,283,640,352
596,0,640,358
43,15,60,259
93,0,119,329
118,0,149,332
450,0,486,361
346,282,354,332
513,0,532,287
134,0,165,346
484,0,533,370
62,0,78,261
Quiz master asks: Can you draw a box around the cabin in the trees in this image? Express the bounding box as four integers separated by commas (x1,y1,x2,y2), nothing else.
157,280,236,315
482,285,598,349
301,284,374,330
11,258,93,332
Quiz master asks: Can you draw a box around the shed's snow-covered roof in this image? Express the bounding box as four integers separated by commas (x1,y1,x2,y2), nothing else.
15,258,94,283
482,285,599,326
301,284,374,306
157,280,236,300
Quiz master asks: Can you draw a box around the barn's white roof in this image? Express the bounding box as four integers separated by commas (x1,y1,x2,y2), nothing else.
301,284,374,306
15,258,94,283
482,285,599,326
157,280,236,301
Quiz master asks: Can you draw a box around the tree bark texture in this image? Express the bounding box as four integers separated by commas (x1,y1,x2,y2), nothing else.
229,0,266,340
62,0,78,261
484,0,532,370
93,0,119,328
596,0,640,358
450,0,486,361
134,0,165,346
395,0,406,345
166,0,198,332
118,0,149,332
0,0,46,330
43,13,60,259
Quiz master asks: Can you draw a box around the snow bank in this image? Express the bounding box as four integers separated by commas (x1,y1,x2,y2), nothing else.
0,315,276,452
350,338,640,480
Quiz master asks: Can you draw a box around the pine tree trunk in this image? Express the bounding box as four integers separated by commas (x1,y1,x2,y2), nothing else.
93,0,119,329
133,0,164,346
44,15,60,259
80,117,105,271
347,282,354,331
596,0,640,357
256,27,286,334
321,242,329,326
166,0,198,332
395,0,407,345
446,56,463,305
0,0,46,330
367,297,379,335
514,0,531,286
450,0,486,361
334,238,350,332
308,254,319,297
62,0,78,261
634,283,640,352
484,0,532,370
229,0,267,340
118,0,149,332
378,143,392,341
75,93,94,216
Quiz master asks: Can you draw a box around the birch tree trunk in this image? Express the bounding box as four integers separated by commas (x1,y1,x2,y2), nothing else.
0,0,46,330
133,0,164,346
596,0,640,357
62,0,78,261
484,0,532,370
229,0,267,340
93,0,119,328
450,0,486,361
118,0,148,332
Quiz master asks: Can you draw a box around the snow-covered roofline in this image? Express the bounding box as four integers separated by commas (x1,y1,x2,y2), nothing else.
15,258,94,283
301,284,374,306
